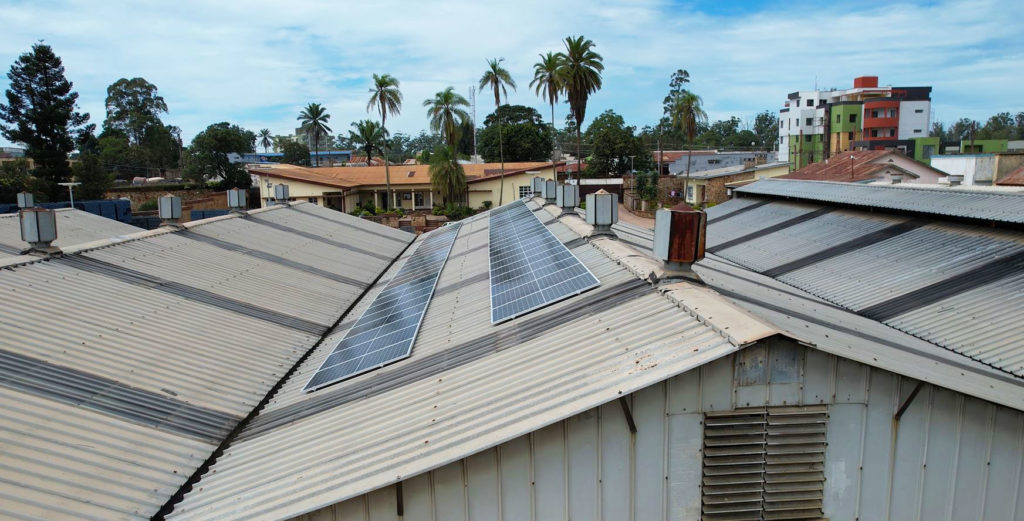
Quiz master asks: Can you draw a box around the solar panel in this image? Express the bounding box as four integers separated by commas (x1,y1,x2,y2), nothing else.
304,223,462,392
489,200,599,323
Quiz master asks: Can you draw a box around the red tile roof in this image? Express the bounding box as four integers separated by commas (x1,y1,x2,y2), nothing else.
997,166,1024,186
781,150,893,182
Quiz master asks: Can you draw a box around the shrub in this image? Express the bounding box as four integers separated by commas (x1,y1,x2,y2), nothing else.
482,200,492,210
579,201,587,209
138,199,158,211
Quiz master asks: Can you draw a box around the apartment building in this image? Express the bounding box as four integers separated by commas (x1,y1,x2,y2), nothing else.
778,76,931,170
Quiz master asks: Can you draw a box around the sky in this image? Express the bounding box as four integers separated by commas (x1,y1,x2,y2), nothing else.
1,0,1022,148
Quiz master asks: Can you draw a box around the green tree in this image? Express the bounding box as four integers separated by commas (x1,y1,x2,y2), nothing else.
281,140,310,166
71,153,114,200
530,52,563,161
479,105,553,162
182,122,254,188
0,158,33,203
582,110,650,178
456,118,476,158
977,112,1015,140
479,58,517,204
297,103,331,167
655,69,691,173
557,35,604,181
668,91,708,194
753,110,779,150
367,73,402,208
0,43,90,200
258,129,272,153
429,145,467,206
945,118,978,142
349,120,385,163
424,87,471,148
104,78,167,145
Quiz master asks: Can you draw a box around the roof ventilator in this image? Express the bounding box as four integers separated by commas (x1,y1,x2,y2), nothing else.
158,195,183,228
227,188,247,213
948,174,963,186
17,191,34,209
273,183,290,205
653,202,706,282
891,173,903,184
555,183,580,215
19,207,59,255
542,179,557,203
585,189,618,235
531,176,545,196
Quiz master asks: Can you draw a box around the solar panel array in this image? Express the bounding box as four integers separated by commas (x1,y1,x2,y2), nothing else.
489,201,600,323
304,223,462,392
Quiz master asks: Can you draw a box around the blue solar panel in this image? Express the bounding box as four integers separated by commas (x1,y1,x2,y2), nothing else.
304,223,462,391
489,201,599,323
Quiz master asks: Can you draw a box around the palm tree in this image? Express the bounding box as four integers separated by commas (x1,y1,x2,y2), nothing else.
423,87,471,148
669,91,708,198
557,35,603,180
348,120,385,165
258,129,272,153
479,58,516,205
297,103,332,166
530,52,563,164
429,145,467,206
368,73,402,209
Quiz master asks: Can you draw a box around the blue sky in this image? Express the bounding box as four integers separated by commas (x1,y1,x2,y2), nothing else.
1,0,1021,147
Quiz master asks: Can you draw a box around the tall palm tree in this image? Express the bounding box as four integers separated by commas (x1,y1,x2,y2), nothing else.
258,129,272,153
479,58,516,205
423,87,471,148
557,35,603,180
348,120,385,165
429,145,467,206
297,103,332,167
669,91,708,198
368,73,402,209
531,52,563,165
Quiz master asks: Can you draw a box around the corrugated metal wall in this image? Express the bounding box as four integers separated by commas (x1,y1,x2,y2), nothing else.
291,338,1024,521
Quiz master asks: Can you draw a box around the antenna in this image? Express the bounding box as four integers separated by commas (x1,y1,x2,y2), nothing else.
469,86,477,159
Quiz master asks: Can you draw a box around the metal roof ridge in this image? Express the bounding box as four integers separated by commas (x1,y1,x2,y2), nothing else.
757,177,1024,196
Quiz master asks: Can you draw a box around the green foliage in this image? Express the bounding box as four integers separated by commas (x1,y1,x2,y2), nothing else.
0,159,33,203
349,120,385,162
71,154,114,199
424,87,470,148
582,110,650,177
258,129,272,152
479,58,517,108
428,145,467,205
280,141,310,166
182,122,254,189
138,199,158,211
479,105,553,162
297,103,332,166
100,78,181,174
662,69,690,117
634,171,659,201
104,78,167,145
558,36,603,135
753,110,779,149
0,43,90,200
432,202,473,220
482,200,492,209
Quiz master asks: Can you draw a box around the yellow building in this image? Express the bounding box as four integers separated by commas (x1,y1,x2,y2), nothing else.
248,162,560,211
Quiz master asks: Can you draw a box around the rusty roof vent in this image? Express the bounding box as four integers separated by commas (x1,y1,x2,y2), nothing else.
653,202,706,280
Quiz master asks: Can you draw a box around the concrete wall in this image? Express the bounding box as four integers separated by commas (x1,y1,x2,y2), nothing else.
898,100,930,140
931,155,997,185
290,339,1024,521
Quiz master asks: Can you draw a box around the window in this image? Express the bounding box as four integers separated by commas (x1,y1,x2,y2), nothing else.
848,131,854,140
806,99,813,107
923,144,935,159
307,197,318,205
804,135,812,143
414,192,424,207
889,129,896,137
871,129,879,137
779,120,784,128
708,159,721,164
702,406,828,521
518,186,532,198
849,114,856,123
889,109,897,118
686,186,694,201
913,129,922,133
805,117,813,126
835,114,840,123
915,108,924,113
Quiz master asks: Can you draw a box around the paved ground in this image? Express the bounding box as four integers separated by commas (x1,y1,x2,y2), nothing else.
617,203,655,229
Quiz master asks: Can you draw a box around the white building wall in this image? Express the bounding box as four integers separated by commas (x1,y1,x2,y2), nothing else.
931,155,998,185
291,339,1024,521
898,100,931,140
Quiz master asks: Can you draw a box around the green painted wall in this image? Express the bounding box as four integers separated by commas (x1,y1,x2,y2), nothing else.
960,139,1008,153
913,137,940,164
788,134,825,170
831,104,862,133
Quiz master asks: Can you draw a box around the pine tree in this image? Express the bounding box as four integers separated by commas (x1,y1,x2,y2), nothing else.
0,43,90,200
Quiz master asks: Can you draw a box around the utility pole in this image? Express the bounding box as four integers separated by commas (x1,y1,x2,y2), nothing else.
469,86,477,160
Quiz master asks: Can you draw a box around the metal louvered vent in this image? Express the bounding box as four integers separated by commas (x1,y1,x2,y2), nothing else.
702,405,828,521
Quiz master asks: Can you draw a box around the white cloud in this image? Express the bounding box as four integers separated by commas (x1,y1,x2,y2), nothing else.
0,0,1021,147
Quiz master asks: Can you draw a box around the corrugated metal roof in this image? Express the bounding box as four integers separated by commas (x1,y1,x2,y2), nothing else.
0,203,412,521
0,208,141,257
166,203,753,521
737,178,1024,223
707,196,1024,377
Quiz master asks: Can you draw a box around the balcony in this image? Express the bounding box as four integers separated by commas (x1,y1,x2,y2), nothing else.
863,116,898,129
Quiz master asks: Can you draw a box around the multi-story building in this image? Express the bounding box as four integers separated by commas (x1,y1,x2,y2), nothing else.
778,76,931,170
